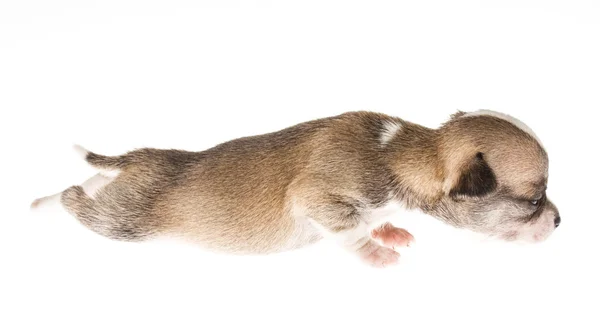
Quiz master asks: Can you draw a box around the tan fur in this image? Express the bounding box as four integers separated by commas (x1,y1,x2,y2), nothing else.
33,110,559,266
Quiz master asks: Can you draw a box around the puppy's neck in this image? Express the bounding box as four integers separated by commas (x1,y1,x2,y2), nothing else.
383,123,444,208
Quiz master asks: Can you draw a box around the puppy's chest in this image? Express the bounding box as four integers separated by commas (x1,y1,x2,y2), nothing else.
363,200,405,227
283,200,405,250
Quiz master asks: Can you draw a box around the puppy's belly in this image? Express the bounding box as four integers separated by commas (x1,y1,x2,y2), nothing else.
281,216,323,251
142,152,322,253
174,215,322,254
163,199,322,254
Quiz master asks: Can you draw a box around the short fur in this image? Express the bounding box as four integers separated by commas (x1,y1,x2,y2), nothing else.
33,110,560,266
449,152,497,199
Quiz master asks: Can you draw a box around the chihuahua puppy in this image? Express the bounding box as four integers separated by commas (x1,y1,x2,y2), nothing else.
32,110,559,267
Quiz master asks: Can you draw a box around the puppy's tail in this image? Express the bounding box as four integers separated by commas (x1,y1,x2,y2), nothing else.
73,145,128,174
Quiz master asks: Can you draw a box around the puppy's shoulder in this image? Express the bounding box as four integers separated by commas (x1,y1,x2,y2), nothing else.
320,111,404,146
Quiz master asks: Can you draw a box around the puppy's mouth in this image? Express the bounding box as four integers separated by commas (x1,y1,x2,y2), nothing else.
498,227,554,243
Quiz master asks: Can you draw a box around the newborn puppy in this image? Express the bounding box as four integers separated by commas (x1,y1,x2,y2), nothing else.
32,110,559,267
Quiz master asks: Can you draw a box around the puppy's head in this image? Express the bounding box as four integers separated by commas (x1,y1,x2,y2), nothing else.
432,110,559,242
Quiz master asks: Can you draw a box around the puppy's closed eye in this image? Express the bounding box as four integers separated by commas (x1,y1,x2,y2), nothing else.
525,194,547,220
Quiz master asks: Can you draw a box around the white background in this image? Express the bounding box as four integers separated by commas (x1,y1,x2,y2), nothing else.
2,1,599,319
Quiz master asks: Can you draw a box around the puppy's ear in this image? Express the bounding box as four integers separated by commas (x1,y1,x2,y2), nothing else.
450,152,497,199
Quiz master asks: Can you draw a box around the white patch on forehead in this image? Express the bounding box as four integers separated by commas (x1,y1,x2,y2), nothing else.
380,120,402,146
462,110,543,147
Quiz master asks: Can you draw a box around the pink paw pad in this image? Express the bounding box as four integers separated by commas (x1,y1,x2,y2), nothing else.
371,223,415,250
358,241,400,267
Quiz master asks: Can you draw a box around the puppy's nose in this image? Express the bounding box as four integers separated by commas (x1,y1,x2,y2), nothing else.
554,215,561,228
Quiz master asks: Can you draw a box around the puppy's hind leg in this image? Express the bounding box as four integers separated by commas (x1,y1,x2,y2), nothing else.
31,146,125,210
59,184,122,239
31,173,114,209
30,192,62,210
60,175,151,241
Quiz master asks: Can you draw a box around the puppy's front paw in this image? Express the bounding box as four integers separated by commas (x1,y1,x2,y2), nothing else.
358,241,400,267
371,222,415,249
